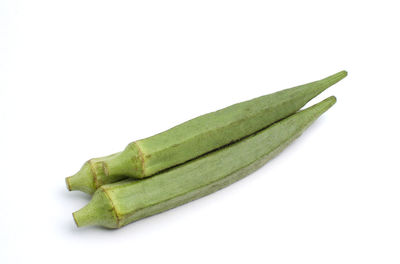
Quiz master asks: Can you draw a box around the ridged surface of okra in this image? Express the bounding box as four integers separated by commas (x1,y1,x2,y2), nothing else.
73,96,336,228
67,71,346,194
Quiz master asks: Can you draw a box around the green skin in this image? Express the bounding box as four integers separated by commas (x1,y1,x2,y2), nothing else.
66,71,346,194
73,96,336,228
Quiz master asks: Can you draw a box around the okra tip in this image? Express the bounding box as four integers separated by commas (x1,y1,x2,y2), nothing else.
324,95,337,106
65,162,96,194
72,207,105,228
73,188,118,228
65,177,72,191
321,70,348,87
313,96,337,112
337,70,348,78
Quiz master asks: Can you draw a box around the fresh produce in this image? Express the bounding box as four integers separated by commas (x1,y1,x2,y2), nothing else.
73,96,336,228
66,71,346,194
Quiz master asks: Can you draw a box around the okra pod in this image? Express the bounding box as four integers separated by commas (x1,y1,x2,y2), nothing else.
73,96,337,228
67,71,346,194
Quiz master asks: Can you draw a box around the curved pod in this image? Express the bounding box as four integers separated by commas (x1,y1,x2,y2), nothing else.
73,96,337,228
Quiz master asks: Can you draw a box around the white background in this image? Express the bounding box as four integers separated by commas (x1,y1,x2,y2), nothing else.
1,1,399,263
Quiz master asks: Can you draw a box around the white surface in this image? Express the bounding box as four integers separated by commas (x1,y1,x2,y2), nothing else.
1,1,399,263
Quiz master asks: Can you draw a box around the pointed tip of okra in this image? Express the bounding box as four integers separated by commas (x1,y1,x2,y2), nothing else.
323,95,337,106
321,70,348,86
65,162,96,195
337,70,348,78
283,70,345,110
307,95,337,115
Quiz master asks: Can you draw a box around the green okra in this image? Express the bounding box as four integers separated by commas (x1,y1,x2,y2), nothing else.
66,71,346,194
73,96,337,228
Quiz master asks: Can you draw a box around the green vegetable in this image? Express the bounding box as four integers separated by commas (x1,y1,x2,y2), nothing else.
73,96,336,228
66,71,346,194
